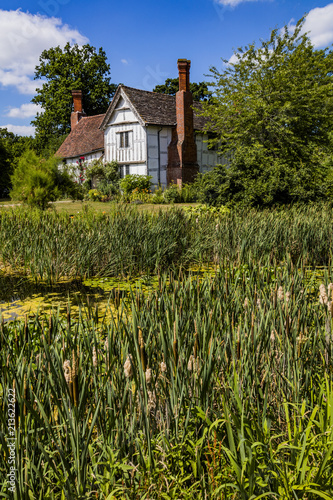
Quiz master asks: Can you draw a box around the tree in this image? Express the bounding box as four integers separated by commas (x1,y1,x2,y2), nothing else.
0,128,34,198
199,17,333,206
153,78,212,101
31,43,117,155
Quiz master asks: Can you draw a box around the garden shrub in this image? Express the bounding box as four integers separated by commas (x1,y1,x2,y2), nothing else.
120,174,152,195
163,183,181,203
10,149,77,209
151,186,165,204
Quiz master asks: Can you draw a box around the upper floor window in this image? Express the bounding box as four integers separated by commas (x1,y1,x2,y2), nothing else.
119,131,130,148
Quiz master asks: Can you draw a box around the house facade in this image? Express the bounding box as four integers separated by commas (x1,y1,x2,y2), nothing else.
57,60,224,186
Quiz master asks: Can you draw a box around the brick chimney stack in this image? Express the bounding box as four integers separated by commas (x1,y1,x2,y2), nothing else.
71,90,86,130
167,59,199,186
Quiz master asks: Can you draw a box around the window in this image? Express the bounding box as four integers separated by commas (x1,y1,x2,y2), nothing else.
119,131,130,148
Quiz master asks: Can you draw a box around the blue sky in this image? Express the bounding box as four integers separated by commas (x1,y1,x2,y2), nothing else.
0,0,333,136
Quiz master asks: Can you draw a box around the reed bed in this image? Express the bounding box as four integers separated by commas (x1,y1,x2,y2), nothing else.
1,263,333,498
1,203,333,283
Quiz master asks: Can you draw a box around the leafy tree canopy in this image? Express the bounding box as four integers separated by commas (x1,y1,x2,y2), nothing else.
31,43,117,155
153,78,212,101
0,128,34,198
198,17,333,207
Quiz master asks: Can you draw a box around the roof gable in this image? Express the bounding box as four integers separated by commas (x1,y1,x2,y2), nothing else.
56,114,105,159
100,85,209,131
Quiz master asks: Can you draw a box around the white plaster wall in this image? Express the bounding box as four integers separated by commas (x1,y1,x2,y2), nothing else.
64,150,103,168
196,134,227,173
147,126,172,186
104,94,146,165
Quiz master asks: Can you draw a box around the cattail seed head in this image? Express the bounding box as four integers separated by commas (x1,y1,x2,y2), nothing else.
63,360,71,384
92,346,97,368
160,361,167,373
187,354,195,371
319,284,328,305
277,286,284,301
124,355,133,378
145,368,152,384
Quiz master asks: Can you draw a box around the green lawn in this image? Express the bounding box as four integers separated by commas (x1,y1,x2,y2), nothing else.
0,199,198,214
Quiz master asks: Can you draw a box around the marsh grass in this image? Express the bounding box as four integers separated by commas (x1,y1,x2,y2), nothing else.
1,262,333,498
1,203,333,284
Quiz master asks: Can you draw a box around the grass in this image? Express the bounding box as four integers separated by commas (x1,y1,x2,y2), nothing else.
0,198,198,214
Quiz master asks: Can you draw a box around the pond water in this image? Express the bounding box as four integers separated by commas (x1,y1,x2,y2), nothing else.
0,266,217,322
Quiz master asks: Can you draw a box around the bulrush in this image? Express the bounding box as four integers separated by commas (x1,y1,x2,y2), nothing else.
63,359,73,399
92,346,98,368
72,350,79,407
173,322,178,368
277,286,284,301
145,368,152,384
319,284,328,305
138,329,147,372
124,355,133,378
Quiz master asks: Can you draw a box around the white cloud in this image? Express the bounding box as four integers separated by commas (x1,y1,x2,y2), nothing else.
5,103,42,119
1,124,35,136
0,9,88,94
301,4,333,47
228,53,239,65
121,59,129,65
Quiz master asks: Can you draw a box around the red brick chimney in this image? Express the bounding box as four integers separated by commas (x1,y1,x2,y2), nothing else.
71,90,86,130
167,59,199,186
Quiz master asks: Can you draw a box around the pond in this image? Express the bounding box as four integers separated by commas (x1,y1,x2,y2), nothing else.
0,265,217,322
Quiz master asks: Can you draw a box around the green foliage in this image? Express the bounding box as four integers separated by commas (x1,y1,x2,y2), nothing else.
200,16,333,206
163,182,196,203
84,159,120,185
119,174,152,195
151,186,165,204
10,150,79,209
0,128,34,197
31,43,117,154
153,77,212,102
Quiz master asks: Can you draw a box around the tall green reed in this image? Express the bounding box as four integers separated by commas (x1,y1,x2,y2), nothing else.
1,262,332,497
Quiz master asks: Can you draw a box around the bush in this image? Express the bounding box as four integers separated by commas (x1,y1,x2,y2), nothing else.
163,183,196,204
120,174,152,195
82,159,120,195
163,183,181,203
10,150,73,209
151,186,165,204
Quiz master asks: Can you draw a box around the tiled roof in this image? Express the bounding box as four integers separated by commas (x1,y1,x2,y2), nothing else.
57,86,211,158
56,114,105,159
101,85,210,130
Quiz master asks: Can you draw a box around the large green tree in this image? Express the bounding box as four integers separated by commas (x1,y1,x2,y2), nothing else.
153,78,212,102
0,128,33,198
198,17,333,206
31,43,117,155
